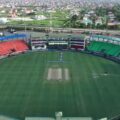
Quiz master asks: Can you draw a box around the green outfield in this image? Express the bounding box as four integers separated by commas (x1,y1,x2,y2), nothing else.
0,51,120,120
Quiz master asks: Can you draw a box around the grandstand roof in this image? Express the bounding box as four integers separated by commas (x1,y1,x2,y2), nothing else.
29,32,85,40
91,35,120,42
0,115,19,120
25,117,92,120
0,34,27,41
25,117,54,120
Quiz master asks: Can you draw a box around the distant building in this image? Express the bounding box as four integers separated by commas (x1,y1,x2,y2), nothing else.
108,11,115,22
0,10,6,13
0,18,8,24
9,8,18,18
9,17,33,21
70,9,79,16
108,21,120,26
95,17,103,26
82,14,93,25
88,10,95,15
25,8,35,15
34,15,47,20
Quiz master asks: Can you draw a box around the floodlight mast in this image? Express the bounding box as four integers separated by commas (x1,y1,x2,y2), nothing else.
49,0,55,33
49,12,53,32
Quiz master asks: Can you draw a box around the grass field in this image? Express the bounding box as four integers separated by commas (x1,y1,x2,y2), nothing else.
0,51,120,120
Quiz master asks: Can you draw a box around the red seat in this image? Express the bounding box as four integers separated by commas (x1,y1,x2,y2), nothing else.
0,40,29,56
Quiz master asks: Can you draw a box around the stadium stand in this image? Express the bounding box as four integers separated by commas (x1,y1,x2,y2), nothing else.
0,40,29,56
87,41,120,57
31,39,47,50
70,39,85,50
0,34,27,42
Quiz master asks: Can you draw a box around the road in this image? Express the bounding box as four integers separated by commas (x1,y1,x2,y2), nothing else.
0,24,120,35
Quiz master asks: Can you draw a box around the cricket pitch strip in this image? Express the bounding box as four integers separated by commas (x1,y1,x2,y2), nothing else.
47,68,70,81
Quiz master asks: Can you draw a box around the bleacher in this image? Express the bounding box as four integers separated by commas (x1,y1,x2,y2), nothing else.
87,41,120,57
70,39,85,50
0,40,29,56
31,39,47,50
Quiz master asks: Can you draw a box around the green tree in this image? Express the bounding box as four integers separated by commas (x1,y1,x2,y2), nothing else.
96,7,108,17
113,4,120,21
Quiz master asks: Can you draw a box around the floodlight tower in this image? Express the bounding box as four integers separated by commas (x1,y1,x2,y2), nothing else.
49,13,53,32
49,0,55,32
